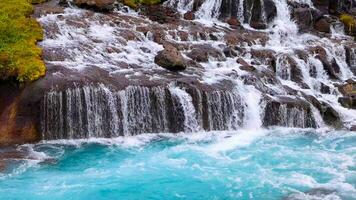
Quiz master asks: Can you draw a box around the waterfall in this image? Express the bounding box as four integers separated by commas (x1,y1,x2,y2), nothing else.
169,85,200,132
42,84,252,139
196,0,223,20
37,0,356,141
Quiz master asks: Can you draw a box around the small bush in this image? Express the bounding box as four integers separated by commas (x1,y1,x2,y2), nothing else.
123,0,162,9
0,0,45,82
339,14,356,33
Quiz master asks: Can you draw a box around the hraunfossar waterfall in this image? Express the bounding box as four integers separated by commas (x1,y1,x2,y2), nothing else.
0,0,355,199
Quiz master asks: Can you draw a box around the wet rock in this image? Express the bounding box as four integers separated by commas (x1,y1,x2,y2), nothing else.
224,32,242,46
338,80,356,109
226,18,240,28
310,46,340,79
338,79,356,96
218,0,239,20
263,96,316,128
187,45,225,62
154,44,187,71
223,47,237,58
250,49,276,71
338,97,356,109
311,0,330,15
314,18,331,33
237,58,255,72
73,0,115,11
338,79,356,109
320,82,331,94
344,46,356,75
350,125,356,131
183,11,195,20
141,5,179,24
244,0,276,29
292,7,313,32
304,95,343,128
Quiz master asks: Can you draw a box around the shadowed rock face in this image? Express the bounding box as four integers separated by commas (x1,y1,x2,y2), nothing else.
1,0,356,144
73,0,116,11
0,82,40,146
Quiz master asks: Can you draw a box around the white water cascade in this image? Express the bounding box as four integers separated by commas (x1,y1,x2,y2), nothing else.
37,0,356,139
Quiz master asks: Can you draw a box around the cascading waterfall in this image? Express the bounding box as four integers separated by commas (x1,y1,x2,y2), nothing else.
169,85,200,132
41,84,250,139
38,0,356,140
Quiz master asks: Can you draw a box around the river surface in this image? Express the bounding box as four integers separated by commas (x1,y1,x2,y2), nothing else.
0,128,355,200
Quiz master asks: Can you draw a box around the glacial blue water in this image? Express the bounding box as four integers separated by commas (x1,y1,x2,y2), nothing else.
0,128,355,200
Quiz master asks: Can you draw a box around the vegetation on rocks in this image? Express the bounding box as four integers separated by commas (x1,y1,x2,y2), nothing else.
0,0,45,82
123,0,162,9
339,14,356,33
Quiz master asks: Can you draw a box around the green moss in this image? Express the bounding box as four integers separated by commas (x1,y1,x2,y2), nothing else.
0,0,45,82
122,0,162,9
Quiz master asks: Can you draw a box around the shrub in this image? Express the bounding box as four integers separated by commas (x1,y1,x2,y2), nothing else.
123,0,162,9
0,0,45,82
339,14,356,33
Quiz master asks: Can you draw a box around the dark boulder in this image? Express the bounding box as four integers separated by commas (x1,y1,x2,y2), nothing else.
154,44,187,71
338,97,356,109
141,5,179,24
73,0,115,11
314,18,331,33
292,7,314,32
187,45,225,62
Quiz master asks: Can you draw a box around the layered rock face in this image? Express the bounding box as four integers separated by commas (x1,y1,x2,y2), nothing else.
0,0,355,144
